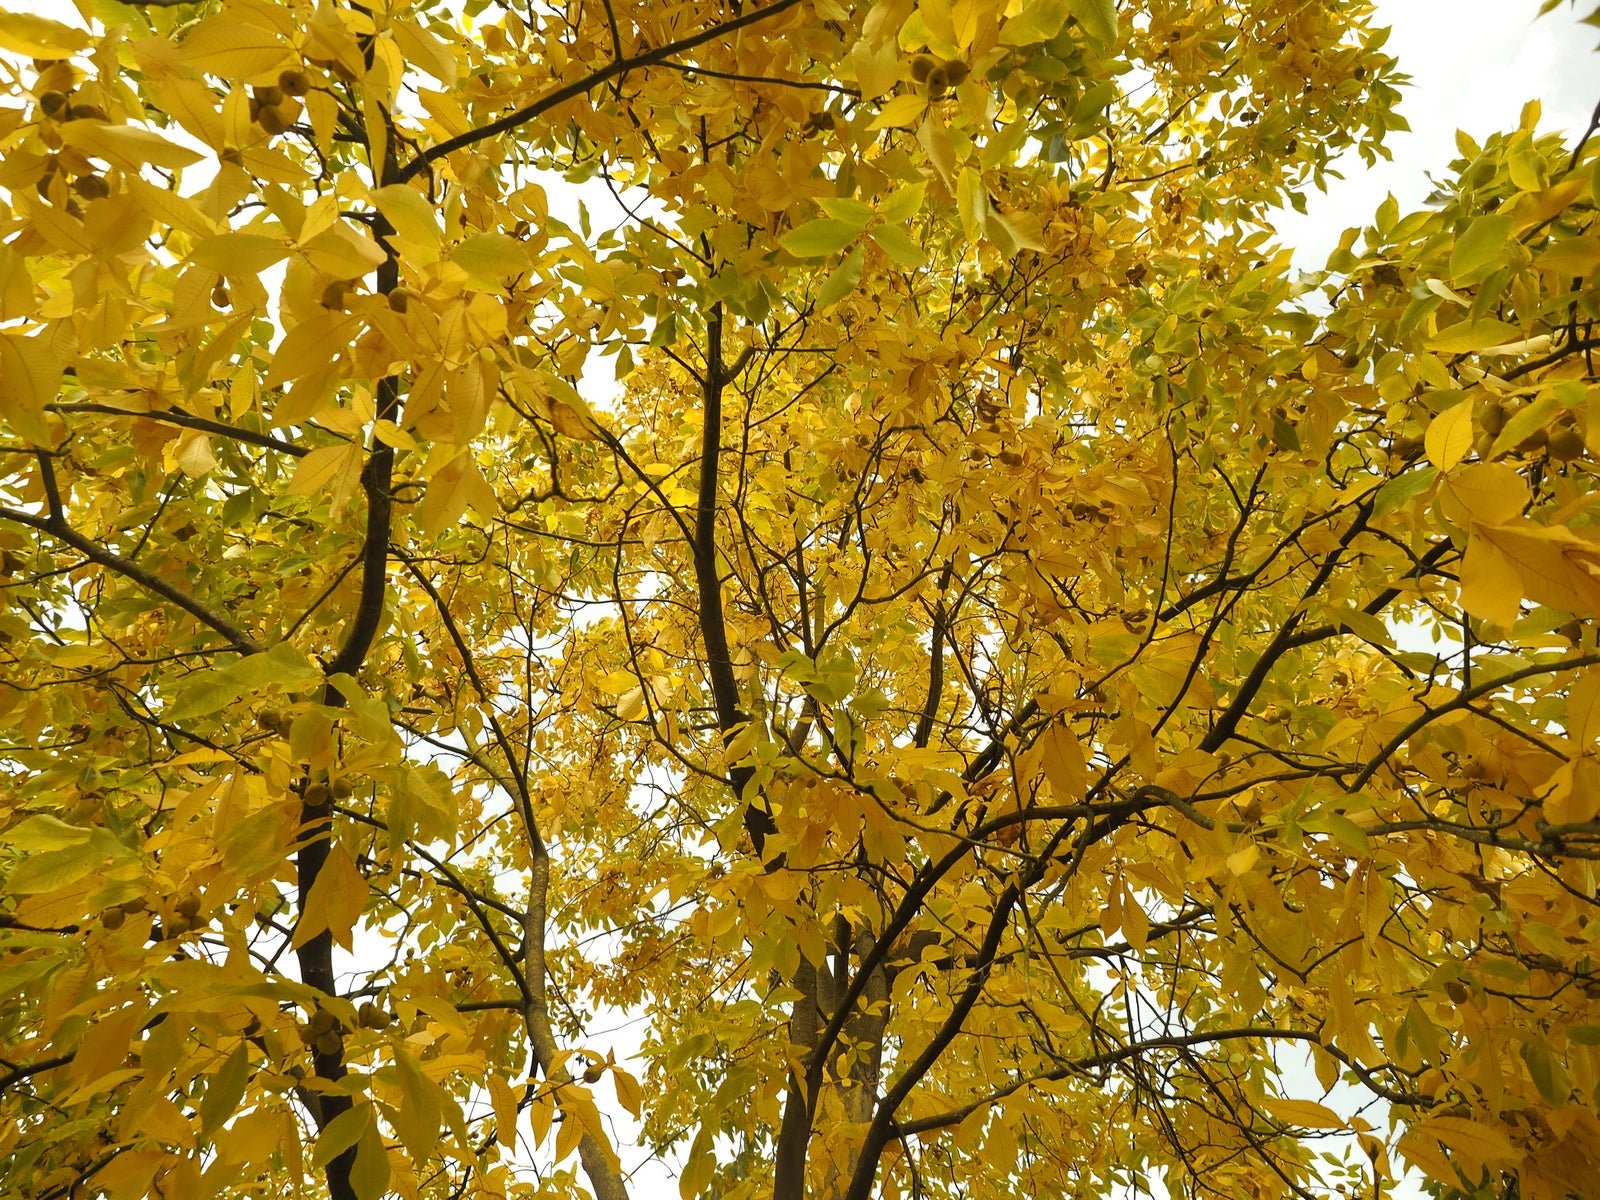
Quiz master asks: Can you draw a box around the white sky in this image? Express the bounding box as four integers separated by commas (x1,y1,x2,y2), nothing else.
1280,0,1598,265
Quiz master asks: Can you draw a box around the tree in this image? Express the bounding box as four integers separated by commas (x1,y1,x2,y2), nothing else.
1,0,1599,1196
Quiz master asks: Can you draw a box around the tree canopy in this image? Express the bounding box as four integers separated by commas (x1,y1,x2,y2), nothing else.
2,0,1600,1198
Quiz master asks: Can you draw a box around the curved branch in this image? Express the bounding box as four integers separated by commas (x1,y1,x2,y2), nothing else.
50,403,308,457
399,0,807,182
0,505,261,655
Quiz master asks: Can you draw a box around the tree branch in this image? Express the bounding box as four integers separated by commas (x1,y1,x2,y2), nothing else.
50,403,308,457
0,504,261,655
398,0,807,183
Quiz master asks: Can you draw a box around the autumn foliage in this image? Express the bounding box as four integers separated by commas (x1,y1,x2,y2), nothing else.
2,0,1600,1198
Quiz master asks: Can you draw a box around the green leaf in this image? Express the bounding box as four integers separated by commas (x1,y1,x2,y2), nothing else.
1425,318,1521,353
312,1103,371,1169
1068,0,1118,44
1074,80,1119,125
350,1120,391,1200
452,232,530,289
164,672,250,723
957,168,988,242
780,219,864,259
392,1050,443,1160
164,642,321,722
238,642,324,692
1000,0,1071,45
1372,467,1438,516
1,815,94,853
199,1044,252,1138
816,246,865,308
815,197,876,227
1271,413,1301,452
869,224,928,269
5,848,99,895
1520,1040,1569,1106
876,181,927,225
1448,214,1516,282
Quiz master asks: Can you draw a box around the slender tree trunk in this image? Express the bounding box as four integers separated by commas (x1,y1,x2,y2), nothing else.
524,845,630,1200
773,958,821,1200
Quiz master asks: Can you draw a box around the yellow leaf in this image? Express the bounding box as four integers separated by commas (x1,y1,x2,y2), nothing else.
287,442,365,517
1537,235,1600,278
173,432,217,478
487,1073,519,1149
312,1103,371,1169
0,332,59,444
527,1085,554,1148
1439,462,1528,526
1120,883,1149,950
124,175,217,239
1476,519,1600,619
1000,0,1074,45
957,168,988,242
179,17,294,79
452,232,529,290
0,245,33,321
392,19,457,83
292,840,365,950
612,1068,643,1119
994,209,1048,252
535,374,601,440
147,78,228,150
1424,396,1473,471
189,232,292,277
264,315,361,387
25,196,95,255
559,1085,620,1171
85,1151,165,1200
1038,719,1086,801
198,1043,251,1137
1226,842,1259,876
57,122,204,172
1416,1116,1518,1167
1458,531,1521,627
1510,178,1586,232
553,1096,582,1163
300,224,388,280
919,0,957,44
1423,277,1470,306
1260,1097,1346,1130
370,185,442,250
615,686,646,722
419,451,497,536
69,1005,143,1089
1396,1132,1457,1185
869,94,928,130
1448,214,1515,282
372,419,418,450
1568,670,1600,748
1426,318,1522,353
0,12,88,58
1544,758,1600,826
